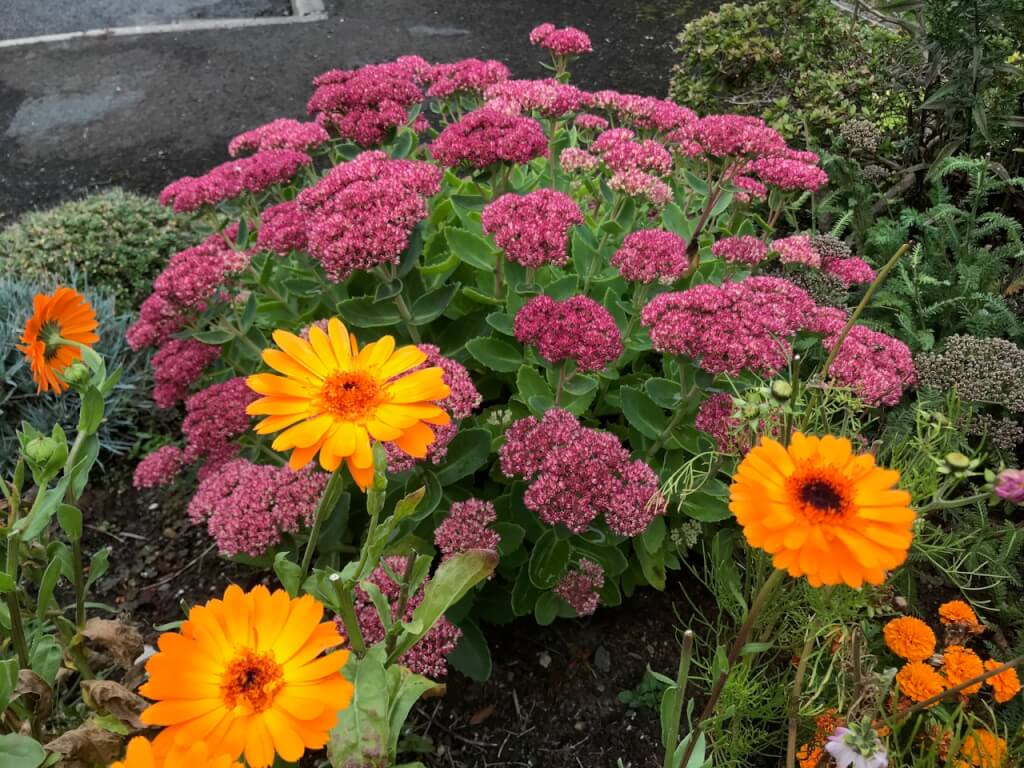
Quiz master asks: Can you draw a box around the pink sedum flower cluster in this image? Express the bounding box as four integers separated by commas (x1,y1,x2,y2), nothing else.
298,150,441,281
575,113,610,132
824,256,876,287
592,128,673,175
159,150,312,213
608,168,672,207
255,200,308,256
151,339,221,409
431,108,548,169
484,78,591,118
514,295,623,372
434,499,501,561
771,235,821,268
590,91,696,134
560,147,600,174
350,556,462,678
554,559,604,616
384,344,481,472
188,458,328,557
642,276,817,376
995,469,1024,504
500,409,665,536
529,23,593,56
483,188,583,268
711,235,769,266
228,118,329,157
126,293,185,351
181,378,258,467
694,393,784,455
133,445,187,489
152,237,232,309
612,229,688,284
809,307,916,406
425,58,510,99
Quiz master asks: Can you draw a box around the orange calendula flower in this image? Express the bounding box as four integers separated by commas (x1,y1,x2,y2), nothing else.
883,616,936,662
939,600,980,627
896,661,946,704
728,433,915,588
246,318,450,489
943,645,985,695
957,729,1007,768
139,585,353,768
17,287,99,393
109,736,241,768
983,659,1021,703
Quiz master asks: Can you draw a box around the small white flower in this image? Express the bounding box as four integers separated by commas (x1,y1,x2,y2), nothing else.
825,724,888,768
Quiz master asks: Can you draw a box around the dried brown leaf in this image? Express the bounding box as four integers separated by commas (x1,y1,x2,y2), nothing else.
82,618,144,670
12,669,53,722
45,724,122,768
82,680,148,730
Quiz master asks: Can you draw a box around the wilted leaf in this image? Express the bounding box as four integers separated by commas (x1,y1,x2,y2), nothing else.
81,681,147,731
44,724,121,768
12,671,52,722
82,619,144,670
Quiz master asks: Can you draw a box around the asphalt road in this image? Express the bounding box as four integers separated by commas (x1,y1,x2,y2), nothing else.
0,0,706,222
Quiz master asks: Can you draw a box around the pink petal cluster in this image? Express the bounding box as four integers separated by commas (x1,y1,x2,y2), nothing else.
679,114,788,158
152,237,232,309
228,118,329,157
711,235,769,266
426,58,510,99
431,108,548,169
808,307,916,406
608,169,672,207
611,229,688,284
298,150,441,281
514,294,623,372
823,256,876,287
350,556,462,678
181,378,258,466
995,469,1024,504
592,128,673,175
151,339,221,408
384,344,481,472
133,445,187,489
589,91,697,134
484,79,591,118
575,113,610,132
554,559,604,617
745,154,829,192
307,57,429,146
482,189,583,268
642,276,816,376
188,458,328,557
434,499,501,561
159,150,312,213
255,200,308,256
694,393,784,455
560,147,599,174
126,293,187,351
500,409,665,536
771,235,821,268
733,175,769,202
529,23,593,55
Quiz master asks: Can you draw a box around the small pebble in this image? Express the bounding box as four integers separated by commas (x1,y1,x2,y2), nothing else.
538,651,551,668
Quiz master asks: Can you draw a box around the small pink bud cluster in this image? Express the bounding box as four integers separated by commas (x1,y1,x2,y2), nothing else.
680,114,788,159
711,236,769,266
484,79,591,118
384,344,481,472
298,150,441,281
995,469,1024,504
611,230,688,284
188,458,328,557
592,128,673,175
733,175,769,202
823,256,876,287
529,23,593,56
133,445,187,489
350,556,462,678
500,409,665,536
745,154,828,192
434,499,501,561
126,293,186,351
771,235,821,268
514,295,623,372
228,118,329,157
181,378,258,467
808,307,916,406
425,58,510,99
608,169,672,207
482,189,583,268
307,57,429,146
152,237,232,309
574,113,610,132
159,150,312,213
694,393,784,455
431,108,548,169
554,559,604,616
559,147,600,174
255,200,308,256
641,276,816,376
589,91,696,134
151,339,221,409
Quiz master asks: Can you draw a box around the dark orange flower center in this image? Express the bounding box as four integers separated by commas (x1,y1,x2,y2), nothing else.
220,648,284,713
786,467,854,522
319,370,384,420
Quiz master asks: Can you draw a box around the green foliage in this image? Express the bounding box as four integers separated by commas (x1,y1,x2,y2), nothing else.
669,0,917,145
0,278,149,473
618,666,671,710
0,189,197,309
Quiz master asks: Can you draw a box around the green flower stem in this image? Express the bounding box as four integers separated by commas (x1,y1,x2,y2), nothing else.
4,534,30,671
582,197,627,294
393,294,423,344
820,243,909,377
299,469,347,581
385,552,417,657
785,615,823,768
333,579,366,656
495,255,507,300
622,283,651,341
662,629,695,768
554,361,569,406
917,491,990,514
676,569,786,768
63,427,90,628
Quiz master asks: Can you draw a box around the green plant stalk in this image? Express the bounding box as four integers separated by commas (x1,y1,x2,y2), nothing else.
582,196,627,294
64,426,91,628
299,469,347,581
675,568,787,768
645,368,691,460
4,533,30,671
333,579,366,656
554,361,569,406
662,629,695,768
385,552,418,657
392,293,423,344
622,282,650,341
820,243,909,377
917,491,989,514
785,617,823,768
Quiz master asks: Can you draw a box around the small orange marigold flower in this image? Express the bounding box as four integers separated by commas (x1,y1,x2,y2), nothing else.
939,600,980,627
942,645,985,695
895,661,946,704
957,728,1007,768
883,616,936,662
983,659,1021,703
17,286,99,394
109,736,241,768
139,584,353,768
